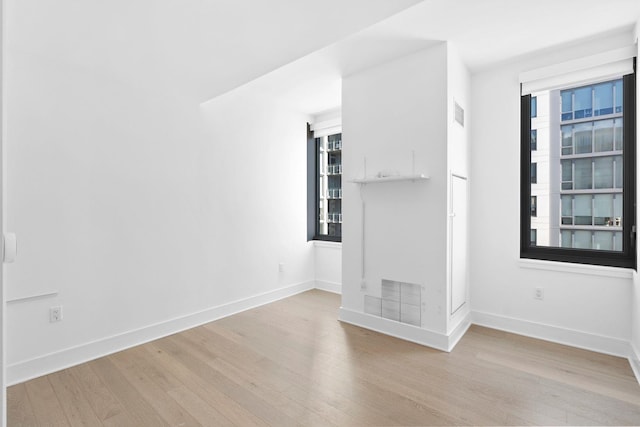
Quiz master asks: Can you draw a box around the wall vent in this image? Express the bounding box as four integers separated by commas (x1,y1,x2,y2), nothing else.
364,279,421,327
454,102,464,127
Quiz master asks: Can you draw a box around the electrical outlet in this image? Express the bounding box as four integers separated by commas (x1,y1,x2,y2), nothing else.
534,288,544,300
278,263,285,272
50,306,63,323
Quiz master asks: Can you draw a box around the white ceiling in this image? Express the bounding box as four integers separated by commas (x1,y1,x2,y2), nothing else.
216,24,442,114
219,0,640,114
378,0,640,71
11,0,640,111
7,0,421,101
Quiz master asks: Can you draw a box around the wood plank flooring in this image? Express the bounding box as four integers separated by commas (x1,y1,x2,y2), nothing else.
8,289,640,426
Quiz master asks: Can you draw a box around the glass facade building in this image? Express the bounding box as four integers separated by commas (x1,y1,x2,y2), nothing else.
529,78,625,252
317,132,342,238
558,79,623,251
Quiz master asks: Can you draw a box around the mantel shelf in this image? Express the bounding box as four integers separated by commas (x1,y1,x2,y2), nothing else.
349,174,430,184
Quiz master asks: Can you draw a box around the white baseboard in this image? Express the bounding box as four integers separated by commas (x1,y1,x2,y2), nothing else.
314,280,342,294
447,312,472,352
7,280,316,386
338,308,470,353
339,307,450,351
630,342,640,385
9,283,636,387
472,310,631,358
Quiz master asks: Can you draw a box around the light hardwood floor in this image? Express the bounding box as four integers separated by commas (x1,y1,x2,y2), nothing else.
8,289,640,426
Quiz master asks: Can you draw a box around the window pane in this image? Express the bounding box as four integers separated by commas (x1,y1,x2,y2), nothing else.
530,229,537,246
531,96,537,118
561,159,572,189
531,162,537,184
561,195,573,224
594,156,613,189
573,230,592,249
522,77,633,264
574,87,592,119
531,196,537,217
594,231,613,250
531,130,537,150
574,158,592,189
561,195,572,216
561,217,573,225
561,91,573,121
562,125,573,155
594,82,614,116
315,133,342,240
594,119,613,152
327,133,341,151
614,118,623,150
593,194,613,225
615,155,623,189
614,232,623,251
615,80,623,113
574,122,592,154
614,193,622,219
574,194,592,225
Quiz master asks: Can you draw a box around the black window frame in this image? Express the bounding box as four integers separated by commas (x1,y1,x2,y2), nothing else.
520,69,636,269
307,123,342,243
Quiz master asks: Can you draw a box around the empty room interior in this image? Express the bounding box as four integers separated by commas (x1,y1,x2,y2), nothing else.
4,0,640,425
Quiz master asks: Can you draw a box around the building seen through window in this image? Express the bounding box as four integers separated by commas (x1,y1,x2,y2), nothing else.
529,78,625,252
316,133,342,239
531,96,537,118
531,196,537,217
530,162,537,184
531,130,537,150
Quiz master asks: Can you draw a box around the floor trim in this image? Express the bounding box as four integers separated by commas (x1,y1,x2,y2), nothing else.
472,310,631,358
338,307,450,351
9,285,637,387
447,312,472,351
630,342,640,385
314,280,341,294
7,280,316,386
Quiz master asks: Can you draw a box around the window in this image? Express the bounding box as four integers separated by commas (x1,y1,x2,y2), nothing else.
530,162,537,184
531,196,537,217
307,123,342,242
531,96,537,118
531,130,537,151
521,70,636,268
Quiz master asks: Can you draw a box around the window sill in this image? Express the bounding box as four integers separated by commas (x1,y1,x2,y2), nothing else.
519,258,633,279
313,240,342,249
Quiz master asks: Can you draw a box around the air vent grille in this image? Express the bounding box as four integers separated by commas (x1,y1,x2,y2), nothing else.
364,279,421,327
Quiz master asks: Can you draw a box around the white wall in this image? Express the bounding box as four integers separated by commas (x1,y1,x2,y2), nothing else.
314,242,342,294
470,31,636,357
447,44,470,178
446,44,471,335
341,44,450,334
5,39,314,383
